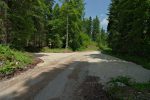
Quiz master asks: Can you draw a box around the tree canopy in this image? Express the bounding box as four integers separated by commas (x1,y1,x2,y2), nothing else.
108,0,150,56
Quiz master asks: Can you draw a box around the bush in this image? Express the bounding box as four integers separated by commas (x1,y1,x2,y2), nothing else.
0,45,32,74
78,33,92,50
51,34,63,48
107,76,150,100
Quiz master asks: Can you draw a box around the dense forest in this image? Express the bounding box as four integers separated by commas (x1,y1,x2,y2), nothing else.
0,0,150,74
108,0,150,57
0,1,149,99
0,0,149,55
0,0,107,51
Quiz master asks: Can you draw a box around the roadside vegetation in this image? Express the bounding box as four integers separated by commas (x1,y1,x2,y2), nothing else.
0,0,149,82
0,0,102,52
0,0,106,80
41,42,98,53
95,0,150,70
105,0,150,69
0,45,32,76
102,49,150,70
107,76,150,100
41,47,72,53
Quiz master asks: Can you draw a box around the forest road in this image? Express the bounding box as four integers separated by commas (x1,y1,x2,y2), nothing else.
0,51,150,100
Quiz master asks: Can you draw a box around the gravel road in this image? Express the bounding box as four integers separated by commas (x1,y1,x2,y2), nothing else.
0,51,149,100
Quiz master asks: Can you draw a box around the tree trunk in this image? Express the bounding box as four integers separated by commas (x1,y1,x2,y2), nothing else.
65,13,69,49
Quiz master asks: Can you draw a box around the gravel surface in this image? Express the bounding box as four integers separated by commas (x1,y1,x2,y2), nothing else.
87,52,150,84
0,51,149,100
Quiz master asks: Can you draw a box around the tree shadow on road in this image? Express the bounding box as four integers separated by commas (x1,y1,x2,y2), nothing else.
0,60,91,100
0,52,150,100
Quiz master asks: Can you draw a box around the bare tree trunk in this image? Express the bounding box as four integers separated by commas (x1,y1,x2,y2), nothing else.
3,4,7,45
65,14,69,49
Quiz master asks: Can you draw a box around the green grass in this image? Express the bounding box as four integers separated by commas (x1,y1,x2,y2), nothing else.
42,42,99,53
107,76,150,100
132,82,150,91
102,49,150,70
108,76,133,86
41,47,73,53
0,45,32,75
78,42,99,51
108,76,150,91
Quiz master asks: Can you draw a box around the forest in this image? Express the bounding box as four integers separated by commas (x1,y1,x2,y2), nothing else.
0,0,108,75
108,0,150,57
0,0,107,52
0,0,150,73
0,0,149,54
0,0,150,99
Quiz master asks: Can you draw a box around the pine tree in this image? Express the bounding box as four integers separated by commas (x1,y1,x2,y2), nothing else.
50,3,63,48
108,0,150,56
60,0,85,50
92,16,100,41
0,1,8,44
88,16,92,37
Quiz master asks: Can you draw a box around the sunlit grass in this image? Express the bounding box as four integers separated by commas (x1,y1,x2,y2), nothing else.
0,45,32,74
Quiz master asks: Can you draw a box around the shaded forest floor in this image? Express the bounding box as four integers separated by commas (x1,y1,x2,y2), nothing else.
102,49,150,70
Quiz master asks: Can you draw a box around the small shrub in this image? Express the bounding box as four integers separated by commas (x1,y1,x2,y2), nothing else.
0,45,32,74
108,76,132,86
107,76,150,100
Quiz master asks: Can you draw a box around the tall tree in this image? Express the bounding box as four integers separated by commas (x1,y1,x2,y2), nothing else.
45,0,55,46
60,0,85,50
92,16,100,41
83,16,92,37
50,3,63,48
108,0,150,56
0,1,8,44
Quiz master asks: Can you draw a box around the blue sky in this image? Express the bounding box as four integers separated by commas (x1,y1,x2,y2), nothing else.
55,0,111,30
85,0,111,29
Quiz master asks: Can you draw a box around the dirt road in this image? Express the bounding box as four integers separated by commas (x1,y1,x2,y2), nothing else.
0,51,150,100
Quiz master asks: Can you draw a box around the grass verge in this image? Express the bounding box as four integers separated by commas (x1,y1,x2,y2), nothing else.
41,42,98,53
0,45,32,76
107,76,150,100
41,47,73,53
78,42,99,51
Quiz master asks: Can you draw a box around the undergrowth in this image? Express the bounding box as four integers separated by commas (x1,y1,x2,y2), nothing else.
102,49,150,70
0,45,32,75
107,76,150,100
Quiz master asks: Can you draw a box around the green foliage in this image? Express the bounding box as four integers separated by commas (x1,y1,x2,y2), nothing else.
82,16,108,51
0,45,32,74
92,16,100,41
97,29,108,50
108,0,150,56
108,77,150,91
102,49,150,69
132,82,150,91
82,17,92,37
0,0,97,51
70,36,81,51
107,76,150,100
108,76,133,86
0,0,54,50
58,0,85,50
0,0,8,44
78,33,91,50
41,47,72,53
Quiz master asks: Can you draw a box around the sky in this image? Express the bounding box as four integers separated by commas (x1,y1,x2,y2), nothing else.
55,0,111,30
85,0,111,30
